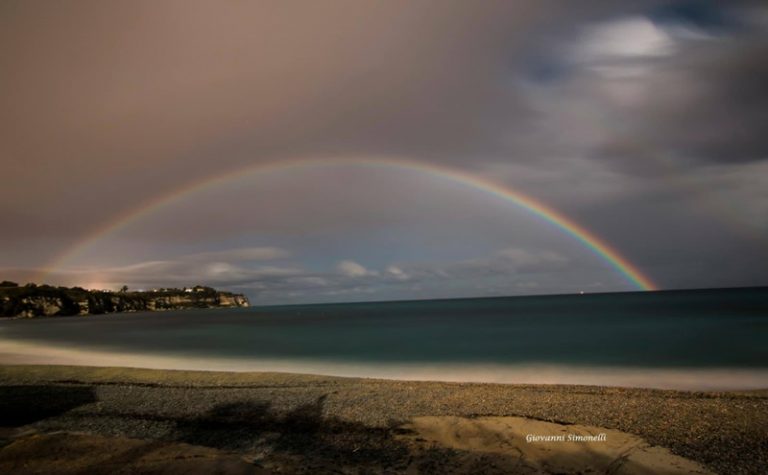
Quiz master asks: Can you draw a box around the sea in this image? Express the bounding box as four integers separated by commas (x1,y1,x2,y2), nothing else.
1,287,767,390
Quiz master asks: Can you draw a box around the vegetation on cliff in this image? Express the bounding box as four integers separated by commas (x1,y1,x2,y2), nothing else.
0,282,249,318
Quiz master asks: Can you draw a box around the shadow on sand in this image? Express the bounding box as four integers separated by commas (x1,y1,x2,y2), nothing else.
174,394,418,472
0,385,97,427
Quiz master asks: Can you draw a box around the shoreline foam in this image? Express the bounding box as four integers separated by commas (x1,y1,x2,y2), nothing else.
2,338,767,391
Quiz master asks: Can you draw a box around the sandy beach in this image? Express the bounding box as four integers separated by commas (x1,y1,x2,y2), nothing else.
1,365,766,474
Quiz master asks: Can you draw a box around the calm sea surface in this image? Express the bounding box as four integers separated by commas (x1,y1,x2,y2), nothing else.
2,288,767,389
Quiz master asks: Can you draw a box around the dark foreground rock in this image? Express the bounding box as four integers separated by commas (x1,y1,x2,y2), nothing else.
0,432,267,475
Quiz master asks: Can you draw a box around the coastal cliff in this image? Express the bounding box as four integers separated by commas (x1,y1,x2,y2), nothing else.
0,282,249,318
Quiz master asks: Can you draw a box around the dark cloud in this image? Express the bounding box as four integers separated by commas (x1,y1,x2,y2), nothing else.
597,38,768,165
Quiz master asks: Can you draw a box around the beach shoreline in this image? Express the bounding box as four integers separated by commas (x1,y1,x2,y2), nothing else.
1,364,766,473
3,338,768,391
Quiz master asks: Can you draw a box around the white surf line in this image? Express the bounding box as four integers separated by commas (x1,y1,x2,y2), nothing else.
1,338,767,390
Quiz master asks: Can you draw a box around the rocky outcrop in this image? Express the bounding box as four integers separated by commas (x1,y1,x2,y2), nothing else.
0,283,249,318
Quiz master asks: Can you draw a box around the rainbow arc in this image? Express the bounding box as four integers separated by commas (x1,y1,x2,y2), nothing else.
38,157,658,291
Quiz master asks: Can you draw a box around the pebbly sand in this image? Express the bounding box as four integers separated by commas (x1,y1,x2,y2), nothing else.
0,365,766,474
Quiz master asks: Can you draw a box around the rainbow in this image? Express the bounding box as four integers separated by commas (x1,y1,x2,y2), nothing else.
38,157,658,291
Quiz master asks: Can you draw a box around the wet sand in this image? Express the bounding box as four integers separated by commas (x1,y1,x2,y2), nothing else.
1,365,766,474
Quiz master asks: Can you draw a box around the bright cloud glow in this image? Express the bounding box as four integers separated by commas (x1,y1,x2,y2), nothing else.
575,17,676,62
337,260,374,278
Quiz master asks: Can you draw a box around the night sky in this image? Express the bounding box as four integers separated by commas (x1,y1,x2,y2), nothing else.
2,1,767,304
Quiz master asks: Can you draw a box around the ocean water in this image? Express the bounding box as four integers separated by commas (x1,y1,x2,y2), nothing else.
1,288,767,390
